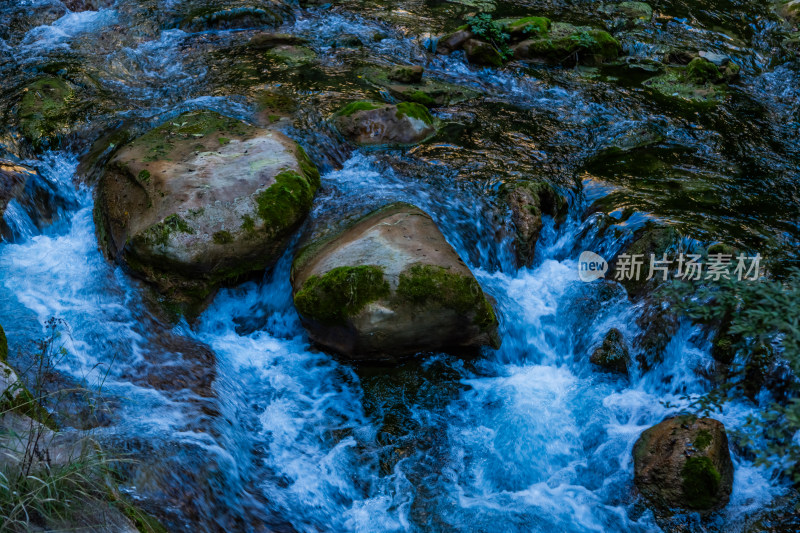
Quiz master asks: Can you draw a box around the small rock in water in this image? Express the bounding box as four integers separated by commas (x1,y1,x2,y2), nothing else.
331,101,437,145
388,65,424,84
634,416,734,513
590,328,630,374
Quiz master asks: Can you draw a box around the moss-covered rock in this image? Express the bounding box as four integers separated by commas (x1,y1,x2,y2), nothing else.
388,65,424,84
512,22,621,65
642,56,739,107
590,328,630,374
16,77,75,150
503,180,567,267
438,17,618,66
95,110,319,316
602,1,653,29
500,16,551,39
463,39,505,67
265,44,316,67
360,67,481,107
331,101,437,146
291,203,500,360
633,416,734,513
179,0,290,31
780,0,800,24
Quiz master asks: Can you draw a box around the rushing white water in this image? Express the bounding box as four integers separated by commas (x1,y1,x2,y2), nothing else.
0,149,788,532
1,0,798,530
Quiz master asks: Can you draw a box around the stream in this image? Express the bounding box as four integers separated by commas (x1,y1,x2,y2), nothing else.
1,0,798,531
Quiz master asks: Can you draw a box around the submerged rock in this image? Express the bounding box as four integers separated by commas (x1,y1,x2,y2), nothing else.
331,101,437,145
503,180,567,267
95,110,320,314
590,328,630,374
361,67,480,107
179,0,290,31
388,65,424,84
643,56,739,107
0,159,76,241
265,44,317,66
634,416,734,512
601,1,653,30
291,202,500,360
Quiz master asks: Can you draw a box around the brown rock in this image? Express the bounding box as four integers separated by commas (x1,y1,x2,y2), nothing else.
633,416,734,513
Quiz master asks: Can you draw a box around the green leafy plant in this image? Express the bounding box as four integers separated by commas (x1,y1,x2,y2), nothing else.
467,14,513,61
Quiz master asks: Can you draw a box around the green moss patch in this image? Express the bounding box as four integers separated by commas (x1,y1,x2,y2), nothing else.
396,265,496,330
522,23,620,64
681,456,721,509
693,429,713,450
395,102,434,125
212,230,233,244
134,110,253,162
255,170,317,234
505,16,551,36
335,101,384,117
17,77,75,147
687,57,722,84
140,214,195,247
241,214,256,233
295,143,321,187
294,266,390,325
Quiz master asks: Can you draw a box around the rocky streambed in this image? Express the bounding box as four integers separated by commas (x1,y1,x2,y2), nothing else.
1,0,799,531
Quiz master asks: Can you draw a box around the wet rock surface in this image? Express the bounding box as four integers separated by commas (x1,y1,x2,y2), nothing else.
292,202,500,359
634,416,734,512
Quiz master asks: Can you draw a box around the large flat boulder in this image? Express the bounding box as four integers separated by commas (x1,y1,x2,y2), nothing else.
291,203,500,360
95,110,320,313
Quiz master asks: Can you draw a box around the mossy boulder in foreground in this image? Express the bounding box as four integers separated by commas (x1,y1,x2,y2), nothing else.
291,203,500,360
331,101,437,145
95,110,320,314
633,416,734,513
